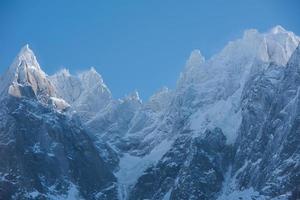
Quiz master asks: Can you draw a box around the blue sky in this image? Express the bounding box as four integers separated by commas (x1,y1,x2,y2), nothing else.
0,0,299,99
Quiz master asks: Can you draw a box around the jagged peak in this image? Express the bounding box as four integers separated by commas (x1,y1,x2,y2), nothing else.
8,44,47,81
20,44,30,53
125,90,142,102
151,86,171,98
51,66,112,104
148,86,173,109
243,25,288,39
85,67,100,76
287,43,300,66
12,44,42,72
0,44,58,101
185,49,205,69
219,26,300,66
56,68,71,77
89,66,97,73
270,25,287,34
158,86,169,93
77,67,108,93
243,28,259,40
79,67,103,83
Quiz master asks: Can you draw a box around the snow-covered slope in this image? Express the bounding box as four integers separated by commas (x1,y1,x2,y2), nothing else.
116,26,300,200
177,26,299,144
1,25,300,200
0,45,69,110
50,67,112,121
0,46,118,199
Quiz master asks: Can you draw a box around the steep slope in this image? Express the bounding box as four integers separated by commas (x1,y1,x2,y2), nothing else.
50,67,112,121
0,45,69,110
229,44,300,199
0,98,118,199
0,47,118,199
1,25,300,200
86,91,142,143
0,45,54,98
123,26,300,200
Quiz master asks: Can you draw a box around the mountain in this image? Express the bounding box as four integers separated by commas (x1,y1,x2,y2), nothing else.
50,67,112,121
0,25,300,200
115,25,300,200
0,46,118,199
0,45,69,111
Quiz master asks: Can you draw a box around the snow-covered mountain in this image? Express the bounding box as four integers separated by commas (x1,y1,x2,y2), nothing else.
0,46,118,199
50,67,112,121
0,45,70,110
124,25,300,200
0,25,300,200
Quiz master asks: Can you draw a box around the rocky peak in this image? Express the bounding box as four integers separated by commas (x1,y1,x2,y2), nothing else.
185,49,205,70
126,90,141,101
13,44,42,71
270,25,287,34
0,45,56,102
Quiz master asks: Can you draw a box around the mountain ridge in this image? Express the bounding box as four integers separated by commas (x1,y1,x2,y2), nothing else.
0,25,300,200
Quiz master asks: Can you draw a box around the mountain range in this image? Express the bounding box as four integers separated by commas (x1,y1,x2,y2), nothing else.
0,25,300,200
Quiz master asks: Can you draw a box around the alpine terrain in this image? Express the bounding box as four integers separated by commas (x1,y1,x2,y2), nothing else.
0,26,300,200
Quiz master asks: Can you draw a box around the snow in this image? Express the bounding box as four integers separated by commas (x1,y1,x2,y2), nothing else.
8,84,22,98
32,143,42,153
50,97,70,111
0,44,61,107
47,182,83,200
162,189,172,200
64,183,82,200
190,87,242,144
15,44,43,71
145,87,173,113
271,25,286,34
0,173,8,181
0,25,299,200
185,49,205,69
124,90,142,103
217,187,266,200
217,164,267,200
27,191,40,199
178,25,299,144
50,67,112,120
115,139,173,200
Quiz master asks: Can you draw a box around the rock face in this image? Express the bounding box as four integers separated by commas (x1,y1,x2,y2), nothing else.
0,45,56,100
129,128,233,200
117,26,300,200
0,47,118,199
50,67,112,121
232,45,300,198
0,26,300,200
0,98,117,199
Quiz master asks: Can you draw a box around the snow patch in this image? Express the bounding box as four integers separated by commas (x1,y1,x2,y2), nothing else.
190,87,242,144
50,97,70,111
162,188,172,200
115,139,173,200
47,182,83,200
217,187,266,200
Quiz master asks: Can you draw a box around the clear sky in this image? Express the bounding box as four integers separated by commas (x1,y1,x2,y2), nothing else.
0,0,299,99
